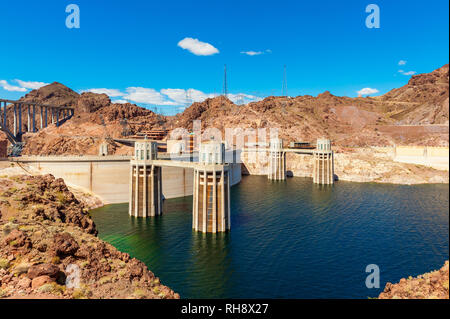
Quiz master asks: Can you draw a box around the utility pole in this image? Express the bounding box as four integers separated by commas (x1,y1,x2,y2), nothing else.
282,65,288,97
223,64,228,98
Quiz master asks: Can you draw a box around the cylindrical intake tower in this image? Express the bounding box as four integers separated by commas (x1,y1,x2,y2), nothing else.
192,142,230,233
268,138,286,180
129,140,163,217
313,138,334,185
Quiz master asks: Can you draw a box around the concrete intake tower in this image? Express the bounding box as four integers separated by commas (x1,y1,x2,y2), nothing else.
268,138,286,180
313,138,334,185
192,142,231,233
129,140,163,217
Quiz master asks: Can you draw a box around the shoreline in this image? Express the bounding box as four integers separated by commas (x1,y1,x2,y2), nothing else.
0,174,179,299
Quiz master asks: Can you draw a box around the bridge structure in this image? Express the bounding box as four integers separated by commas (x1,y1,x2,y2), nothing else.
0,99,75,144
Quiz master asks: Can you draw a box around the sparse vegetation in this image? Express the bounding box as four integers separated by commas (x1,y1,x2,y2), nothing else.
0,258,9,270
38,282,65,295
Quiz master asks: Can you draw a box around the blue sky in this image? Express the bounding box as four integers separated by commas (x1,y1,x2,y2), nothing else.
0,0,448,115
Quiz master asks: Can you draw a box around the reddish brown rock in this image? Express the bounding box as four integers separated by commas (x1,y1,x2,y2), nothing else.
31,275,55,289
17,277,32,289
27,263,60,280
53,233,79,257
78,92,111,113
3,229,31,249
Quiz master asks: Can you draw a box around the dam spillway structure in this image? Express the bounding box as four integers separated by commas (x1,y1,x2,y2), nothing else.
268,138,286,180
129,140,163,217
192,141,231,233
313,138,334,185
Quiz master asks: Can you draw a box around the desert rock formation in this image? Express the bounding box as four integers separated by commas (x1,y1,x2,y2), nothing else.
0,174,179,299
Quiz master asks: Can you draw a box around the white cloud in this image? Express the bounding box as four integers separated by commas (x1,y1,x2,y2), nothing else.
357,88,379,96
123,87,178,105
76,84,262,108
14,79,49,90
240,49,272,56
398,60,407,66
177,37,219,56
160,88,189,104
82,88,124,97
161,88,217,104
398,70,416,76
0,80,27,92
228,93,262,104
111,99,129,104
241,51,263,56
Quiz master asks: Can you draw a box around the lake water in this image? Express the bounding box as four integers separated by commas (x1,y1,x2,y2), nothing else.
90,176,449,298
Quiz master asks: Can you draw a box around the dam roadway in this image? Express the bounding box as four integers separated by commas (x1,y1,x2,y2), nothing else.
10,155,242,204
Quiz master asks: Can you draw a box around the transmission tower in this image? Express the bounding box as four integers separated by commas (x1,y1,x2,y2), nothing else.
185,90,192,108
236,93,244,105
282,65,288,97
223,64,228,98
281,65,288,96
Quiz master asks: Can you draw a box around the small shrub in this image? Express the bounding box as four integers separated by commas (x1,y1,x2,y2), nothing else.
38,282,65,295
18,225,35,232
0,258,10,270
13,262,31,275
98,276,112,285
133,289,147,299
72,289,86,299
51,256,60,264
55,192,67,205
8,240,18,247
0,288,8,298
443,280,449,290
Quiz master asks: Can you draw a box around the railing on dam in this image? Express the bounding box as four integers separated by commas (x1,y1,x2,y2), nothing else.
11,155,132,162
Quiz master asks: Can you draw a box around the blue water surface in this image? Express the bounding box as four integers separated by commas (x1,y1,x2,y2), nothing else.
90,176,449,298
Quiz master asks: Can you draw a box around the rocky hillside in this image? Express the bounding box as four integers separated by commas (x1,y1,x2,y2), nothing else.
0,174,179,299
168,64,449,147
379,64,449,125
16,84,165,155
378,261,449,299
3,64,449,156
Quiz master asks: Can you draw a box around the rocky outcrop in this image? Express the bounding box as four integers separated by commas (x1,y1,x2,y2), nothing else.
11,63,450,157
0,174,97,234
77,92,111,113
19,82,79,108
378,261,449,299
0,174,179,299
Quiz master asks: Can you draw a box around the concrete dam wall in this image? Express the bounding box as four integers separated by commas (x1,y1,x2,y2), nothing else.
13,156,242,204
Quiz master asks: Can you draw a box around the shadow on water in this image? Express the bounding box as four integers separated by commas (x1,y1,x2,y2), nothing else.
90,176,449,298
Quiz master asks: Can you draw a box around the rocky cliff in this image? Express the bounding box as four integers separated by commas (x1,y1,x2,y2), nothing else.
0,174,179,299
169,64,449,147
378,261,449,299
5,63,447,157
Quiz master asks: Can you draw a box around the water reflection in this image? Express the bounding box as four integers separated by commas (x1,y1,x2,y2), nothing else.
90,176,449,298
